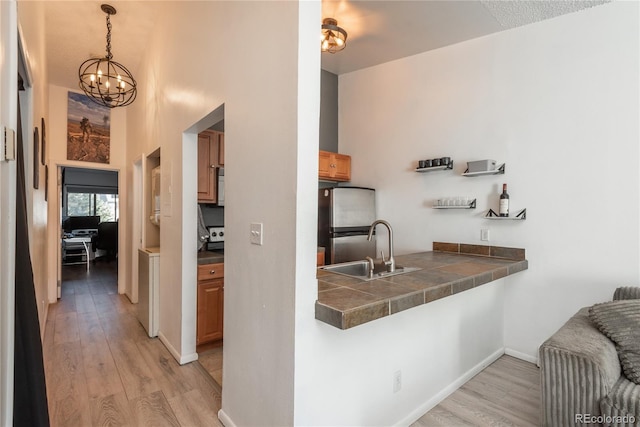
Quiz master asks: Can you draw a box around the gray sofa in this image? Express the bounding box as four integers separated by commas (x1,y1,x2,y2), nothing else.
539,287,640,426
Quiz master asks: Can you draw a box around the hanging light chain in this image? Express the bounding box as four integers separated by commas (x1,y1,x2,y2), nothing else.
105,12,113,60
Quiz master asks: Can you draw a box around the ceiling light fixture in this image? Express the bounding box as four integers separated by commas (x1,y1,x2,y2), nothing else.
321,18,347,54
78,4,137,108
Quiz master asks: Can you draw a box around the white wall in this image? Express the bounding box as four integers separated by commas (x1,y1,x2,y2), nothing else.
47,85,128,301
16,1,49,335
332,4,637,421
126,2,305,425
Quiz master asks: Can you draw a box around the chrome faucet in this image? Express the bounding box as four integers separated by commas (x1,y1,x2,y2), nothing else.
367,219,395,273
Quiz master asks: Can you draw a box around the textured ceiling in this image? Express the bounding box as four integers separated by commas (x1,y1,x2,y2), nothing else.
40,0,611,90
480,0,609,28
320,0,610,75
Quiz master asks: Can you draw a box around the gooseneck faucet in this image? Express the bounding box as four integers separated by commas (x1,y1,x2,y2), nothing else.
367,219,395,273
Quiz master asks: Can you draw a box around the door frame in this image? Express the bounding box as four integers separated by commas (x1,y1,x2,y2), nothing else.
0,2,19,422
52,164,123,302
129,156,143,303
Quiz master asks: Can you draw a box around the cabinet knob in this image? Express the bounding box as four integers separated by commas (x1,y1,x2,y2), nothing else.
209,270,216,275
210,165,216,169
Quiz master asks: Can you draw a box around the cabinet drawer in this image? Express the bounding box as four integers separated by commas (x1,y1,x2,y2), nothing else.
198,263,224,280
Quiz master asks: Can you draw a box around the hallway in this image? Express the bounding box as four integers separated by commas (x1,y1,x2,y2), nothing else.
44,263,222,426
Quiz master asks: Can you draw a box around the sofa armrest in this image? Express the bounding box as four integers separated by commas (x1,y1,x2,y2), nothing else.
539,307,621,426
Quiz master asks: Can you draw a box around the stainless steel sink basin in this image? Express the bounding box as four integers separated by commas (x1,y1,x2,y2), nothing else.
319,260,421,281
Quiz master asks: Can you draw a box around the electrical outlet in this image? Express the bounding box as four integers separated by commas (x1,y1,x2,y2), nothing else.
250,222,263,245
481,229,490,241
393,370,402,393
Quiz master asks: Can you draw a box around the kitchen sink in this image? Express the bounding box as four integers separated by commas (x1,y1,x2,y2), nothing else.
319,260,421,281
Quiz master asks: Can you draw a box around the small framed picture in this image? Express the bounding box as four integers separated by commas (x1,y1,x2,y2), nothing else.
41,117,46,165
44,165,49,201
33,127,39,189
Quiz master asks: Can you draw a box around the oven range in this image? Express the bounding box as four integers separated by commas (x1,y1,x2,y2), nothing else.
207,226,225,251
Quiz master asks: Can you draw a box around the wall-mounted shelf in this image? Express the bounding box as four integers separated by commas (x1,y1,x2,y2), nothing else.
462,163,505,176
433,199,476,209
416,161,454,173
485,208,526,220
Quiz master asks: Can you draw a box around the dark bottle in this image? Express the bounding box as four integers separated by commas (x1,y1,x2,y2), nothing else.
499,183,509,217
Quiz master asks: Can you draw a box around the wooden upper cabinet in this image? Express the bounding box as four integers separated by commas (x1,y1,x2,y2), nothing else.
218,133,225,166
319,150,351,182
197,130,223,203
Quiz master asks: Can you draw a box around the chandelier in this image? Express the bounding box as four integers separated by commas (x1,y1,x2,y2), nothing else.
78,4,137,108
321,18,347,54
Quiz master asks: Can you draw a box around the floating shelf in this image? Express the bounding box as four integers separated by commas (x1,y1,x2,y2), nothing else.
416,161,454,173
462,163,506,177
433,199,476,209
485,208,526,220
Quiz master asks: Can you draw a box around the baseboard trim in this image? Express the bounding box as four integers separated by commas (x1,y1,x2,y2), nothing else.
218,409,236,427
395,347,505,427
158,331,198,365
505,347,538,365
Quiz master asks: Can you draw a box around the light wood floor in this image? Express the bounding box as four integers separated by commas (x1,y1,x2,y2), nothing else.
43,262,222,427
412,355,541,426
45,263,540,427
197,344,223,389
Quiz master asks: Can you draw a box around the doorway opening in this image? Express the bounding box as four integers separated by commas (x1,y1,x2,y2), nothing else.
58,166,119,300
184,104,225,391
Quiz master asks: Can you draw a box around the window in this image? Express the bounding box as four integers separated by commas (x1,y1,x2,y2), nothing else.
67,192,118,222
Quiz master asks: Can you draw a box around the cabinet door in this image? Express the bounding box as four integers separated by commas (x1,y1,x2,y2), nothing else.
218,132,225,166
197,278,224,344
318,150,351,182
197,131,218,202
333,153,351,181
318,150,332,180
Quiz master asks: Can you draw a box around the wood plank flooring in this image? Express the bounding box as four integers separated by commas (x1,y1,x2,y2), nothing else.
412,355,541,427
44,263,222,427
197,344,223,389
45,263,540,427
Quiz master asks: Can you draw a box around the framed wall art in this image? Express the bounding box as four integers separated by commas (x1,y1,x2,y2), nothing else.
33,127,39,189
67,92,111,164
41,117,46,165
44,165,49,201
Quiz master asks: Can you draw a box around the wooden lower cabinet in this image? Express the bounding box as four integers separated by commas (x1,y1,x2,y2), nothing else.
197,263,224,345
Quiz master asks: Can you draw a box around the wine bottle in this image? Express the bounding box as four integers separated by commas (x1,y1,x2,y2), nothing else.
499,183,509,217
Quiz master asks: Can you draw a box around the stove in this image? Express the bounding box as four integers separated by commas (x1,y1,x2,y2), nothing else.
207,226,225,250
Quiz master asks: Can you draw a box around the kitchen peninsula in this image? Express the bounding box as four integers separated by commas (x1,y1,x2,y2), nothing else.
316,242,528,329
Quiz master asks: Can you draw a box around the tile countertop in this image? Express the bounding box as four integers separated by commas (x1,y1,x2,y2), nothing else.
197,250,224,265
315,242,528,330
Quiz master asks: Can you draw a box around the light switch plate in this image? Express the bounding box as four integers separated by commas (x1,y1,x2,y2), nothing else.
3,127,16,161
250,223,263,245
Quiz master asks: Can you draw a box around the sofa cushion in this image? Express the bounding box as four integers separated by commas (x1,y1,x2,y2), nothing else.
589,300,640,385
614,286,640,301
600,376,640,423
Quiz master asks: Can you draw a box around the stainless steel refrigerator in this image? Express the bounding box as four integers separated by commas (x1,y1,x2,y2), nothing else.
318,187,376,264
